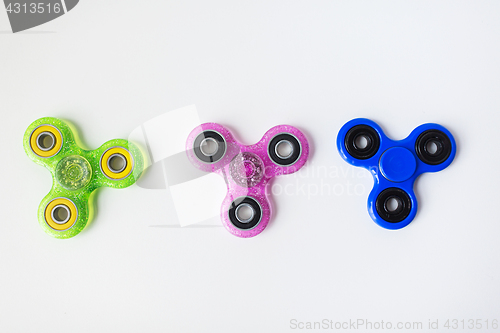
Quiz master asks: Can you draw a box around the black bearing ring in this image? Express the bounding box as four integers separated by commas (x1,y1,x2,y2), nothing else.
344,125,380,160
228,196,262,230
193,130,226,163
268,133,301,166
415,129,452,165
375,187,412,223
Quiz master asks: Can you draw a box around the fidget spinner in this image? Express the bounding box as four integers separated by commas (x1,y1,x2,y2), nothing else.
24,117,144,239
337,118,456,229
186,123,309,238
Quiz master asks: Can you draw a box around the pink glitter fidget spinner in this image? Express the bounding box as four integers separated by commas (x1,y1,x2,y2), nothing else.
186,123,309,238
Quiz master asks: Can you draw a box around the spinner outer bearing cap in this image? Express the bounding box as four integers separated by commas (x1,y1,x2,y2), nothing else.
337,118,456,230
24,117,145,239
186,123,309,238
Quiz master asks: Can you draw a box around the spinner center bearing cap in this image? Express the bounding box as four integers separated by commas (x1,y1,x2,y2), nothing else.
55,155,92,190
229,152,264,188
379,147,416,183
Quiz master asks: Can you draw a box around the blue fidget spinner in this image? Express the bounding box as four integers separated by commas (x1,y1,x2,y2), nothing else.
337,118,456,229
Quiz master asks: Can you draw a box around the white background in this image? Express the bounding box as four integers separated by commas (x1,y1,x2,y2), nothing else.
1,1,500,332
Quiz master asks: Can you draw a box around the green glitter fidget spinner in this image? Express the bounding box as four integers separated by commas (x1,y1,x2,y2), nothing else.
24,117,144,239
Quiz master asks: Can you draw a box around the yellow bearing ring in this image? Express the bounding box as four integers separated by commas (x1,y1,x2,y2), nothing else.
44,198,78,231
29,125,63,158
100,147,134,180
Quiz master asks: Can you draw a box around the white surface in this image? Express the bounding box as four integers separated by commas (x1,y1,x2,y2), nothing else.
1,1,499,332
140,105,200,163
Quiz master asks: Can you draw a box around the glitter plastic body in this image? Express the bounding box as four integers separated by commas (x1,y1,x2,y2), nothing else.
24,117,144,239
186,123,309,238
337,118,456,230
